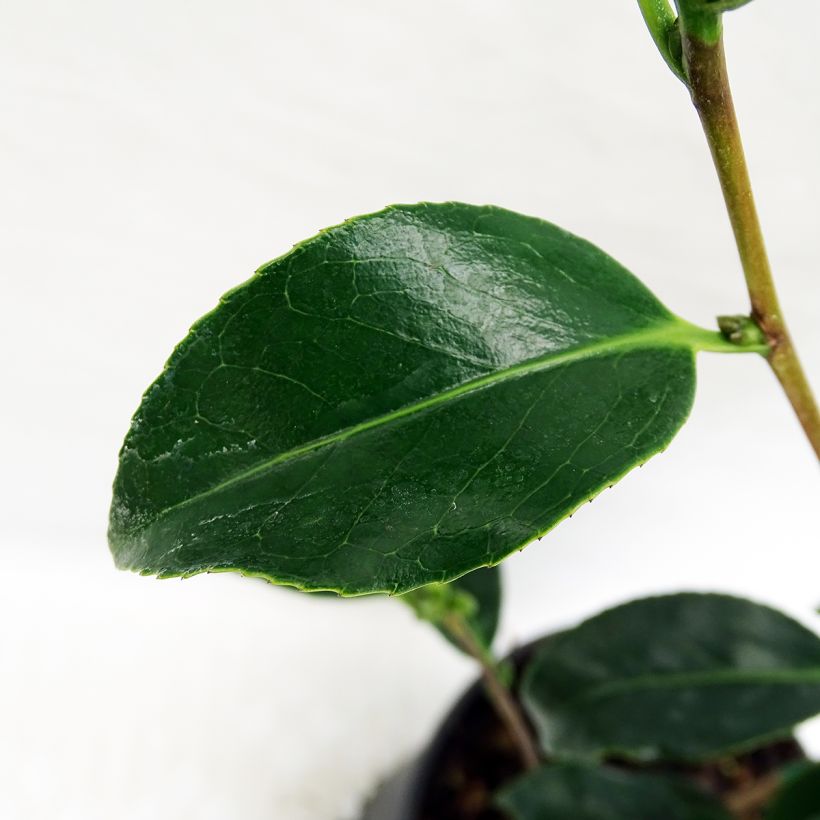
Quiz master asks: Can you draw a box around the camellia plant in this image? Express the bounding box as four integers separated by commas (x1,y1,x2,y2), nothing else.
109,2,819,818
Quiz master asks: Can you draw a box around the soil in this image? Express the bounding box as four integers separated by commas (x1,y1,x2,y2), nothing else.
415,648,804,820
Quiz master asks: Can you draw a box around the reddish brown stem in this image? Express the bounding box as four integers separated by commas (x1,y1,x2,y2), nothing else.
442,614,540,771
682,28,820,459
724,770,781,819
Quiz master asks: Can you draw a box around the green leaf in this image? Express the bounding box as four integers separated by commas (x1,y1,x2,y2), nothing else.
767,764,820,820
637,0,687,83
690,0,755,10
496,762,730,820
109,203,738,595
445,565,501,650
521,593,820,762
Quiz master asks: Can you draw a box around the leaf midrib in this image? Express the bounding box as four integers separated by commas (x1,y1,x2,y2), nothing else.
122,319,725,535
559,666,820,710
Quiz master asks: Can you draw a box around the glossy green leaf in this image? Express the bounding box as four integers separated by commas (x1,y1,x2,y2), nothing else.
522,593,820,762
496,762,730,820
109,203,739,595
767,764,820,820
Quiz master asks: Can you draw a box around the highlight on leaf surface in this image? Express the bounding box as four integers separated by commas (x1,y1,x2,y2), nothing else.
521,593,820,762
108,202,744,595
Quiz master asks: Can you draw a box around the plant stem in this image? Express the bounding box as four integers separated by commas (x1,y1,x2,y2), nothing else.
678,11,820,459
442,613,540,771
723,769,781,819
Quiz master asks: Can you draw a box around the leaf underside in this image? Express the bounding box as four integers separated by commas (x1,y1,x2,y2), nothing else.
522,593,820,763
497,762,730,820
445,565,502,651
109,203,699,595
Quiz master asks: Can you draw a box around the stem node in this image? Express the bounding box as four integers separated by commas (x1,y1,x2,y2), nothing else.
717,314,766,350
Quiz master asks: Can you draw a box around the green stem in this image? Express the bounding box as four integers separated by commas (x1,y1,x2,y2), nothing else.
442,613,540,771
678,8,820,460
675,1,722,45
684,321,767,355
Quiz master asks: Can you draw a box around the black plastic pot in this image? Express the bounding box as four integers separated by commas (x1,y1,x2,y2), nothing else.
361,642,538,820
360,639,806,820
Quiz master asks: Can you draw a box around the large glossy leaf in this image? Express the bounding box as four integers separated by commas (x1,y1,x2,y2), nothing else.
109,203,731,595
496,762,730,820
522,594,820,762
767,764,820,820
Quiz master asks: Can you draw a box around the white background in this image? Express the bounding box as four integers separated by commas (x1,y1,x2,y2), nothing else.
1,2,818,818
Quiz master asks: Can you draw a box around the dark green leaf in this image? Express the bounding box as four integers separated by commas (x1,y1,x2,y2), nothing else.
445,565,501,650
677,0,754,12
696,0,755,10
109,203,731,595
497,762,730,820
767,764,820,820
522,593,820,762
